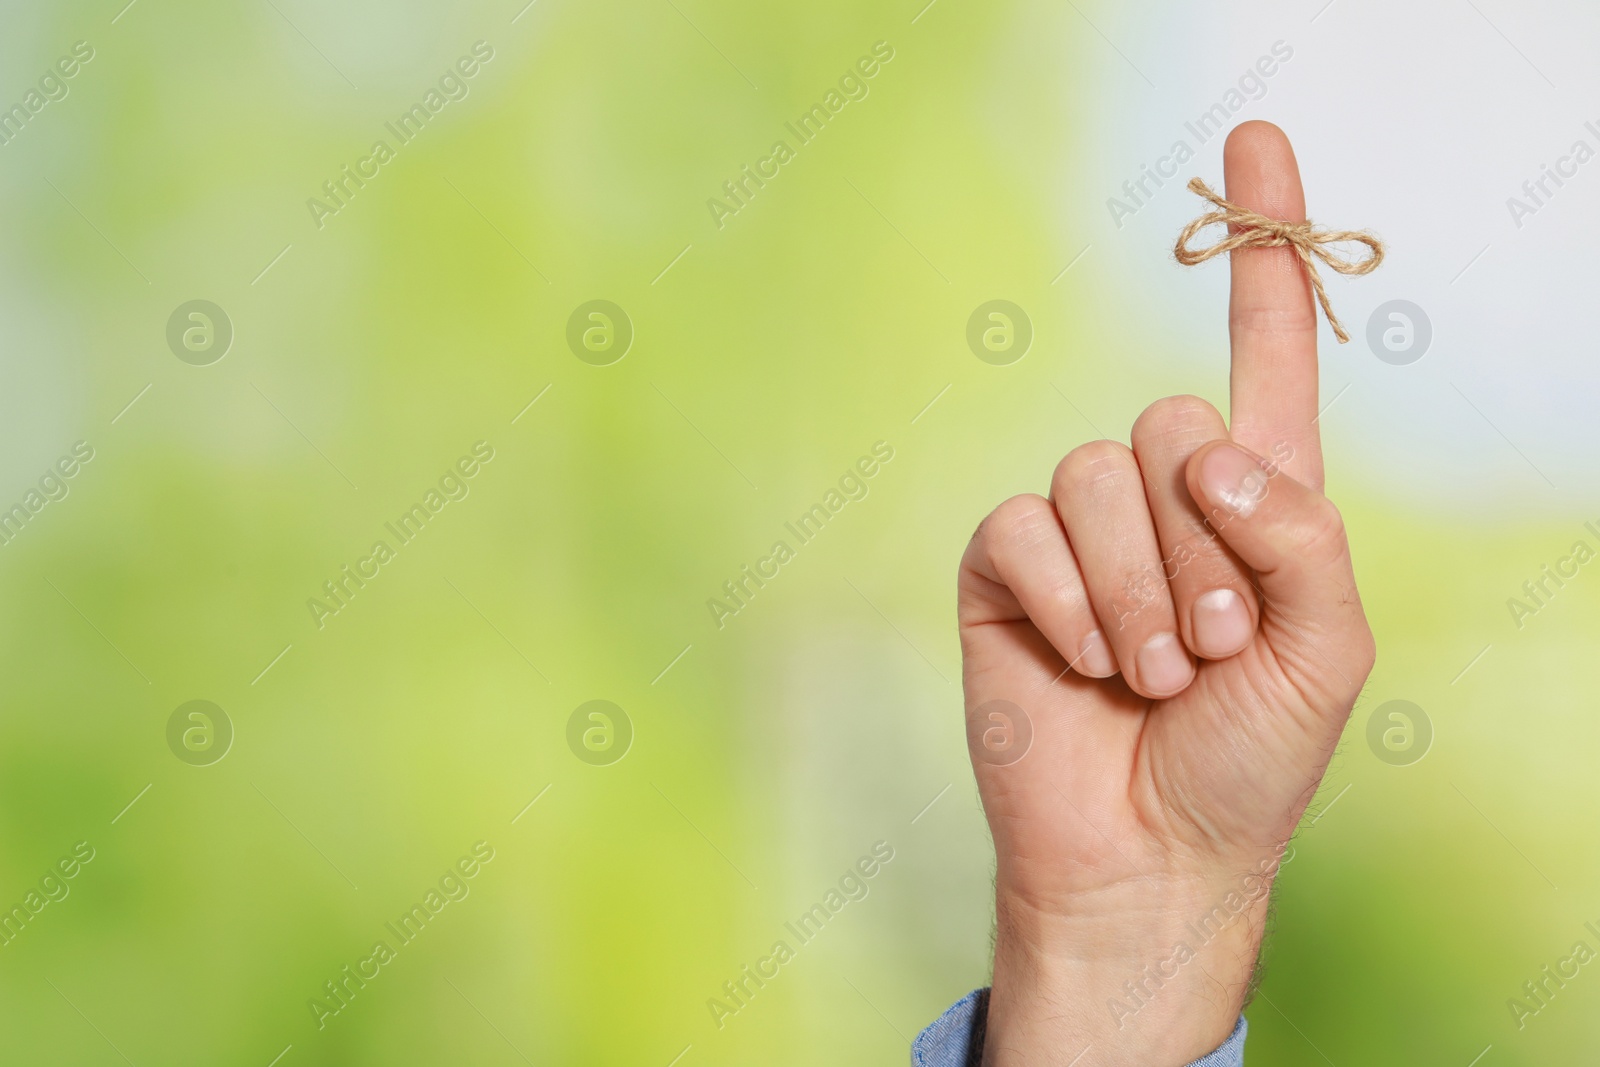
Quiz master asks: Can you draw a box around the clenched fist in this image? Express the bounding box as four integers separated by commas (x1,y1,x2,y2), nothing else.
957,122,1375,1066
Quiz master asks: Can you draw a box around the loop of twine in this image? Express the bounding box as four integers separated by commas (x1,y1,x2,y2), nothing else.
1174,177,1384,344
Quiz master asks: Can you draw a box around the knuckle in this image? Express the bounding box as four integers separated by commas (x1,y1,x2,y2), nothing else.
978,493,1057,549
1132,394,1220,444
1292,495,1350,562
1230,300,1318,341
1053,440,1137,495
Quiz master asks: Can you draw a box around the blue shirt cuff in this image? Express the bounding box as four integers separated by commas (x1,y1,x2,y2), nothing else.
911,989,1247,1067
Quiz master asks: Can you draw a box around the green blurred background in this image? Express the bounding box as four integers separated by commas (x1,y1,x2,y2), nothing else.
2,0,1597,1062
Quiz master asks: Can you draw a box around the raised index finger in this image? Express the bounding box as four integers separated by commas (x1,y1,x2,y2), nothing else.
1223,121,1323,492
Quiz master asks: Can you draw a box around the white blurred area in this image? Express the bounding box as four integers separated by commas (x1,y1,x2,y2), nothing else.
1054,0,1600,517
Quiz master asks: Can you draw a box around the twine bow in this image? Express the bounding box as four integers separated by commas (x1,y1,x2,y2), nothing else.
1174,177,1384,343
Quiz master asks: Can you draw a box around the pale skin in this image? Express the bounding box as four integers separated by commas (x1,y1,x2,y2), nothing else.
958,122,1376,1066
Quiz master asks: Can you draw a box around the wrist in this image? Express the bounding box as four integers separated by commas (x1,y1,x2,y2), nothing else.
984,863,1277,1066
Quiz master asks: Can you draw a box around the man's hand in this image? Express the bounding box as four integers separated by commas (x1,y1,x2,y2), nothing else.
957,122,1375,1066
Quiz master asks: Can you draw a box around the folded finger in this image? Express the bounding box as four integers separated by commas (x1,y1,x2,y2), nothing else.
1131,395,1259,660
962,494,1116,678
1052,441,1194,699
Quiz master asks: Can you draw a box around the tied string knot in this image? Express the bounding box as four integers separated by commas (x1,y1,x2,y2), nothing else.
1174,177,1384,344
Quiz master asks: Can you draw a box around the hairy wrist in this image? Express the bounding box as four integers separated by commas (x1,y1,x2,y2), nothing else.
983,859,1279,1066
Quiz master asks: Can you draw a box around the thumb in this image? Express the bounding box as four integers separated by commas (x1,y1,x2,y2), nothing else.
1184,440,1374,695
